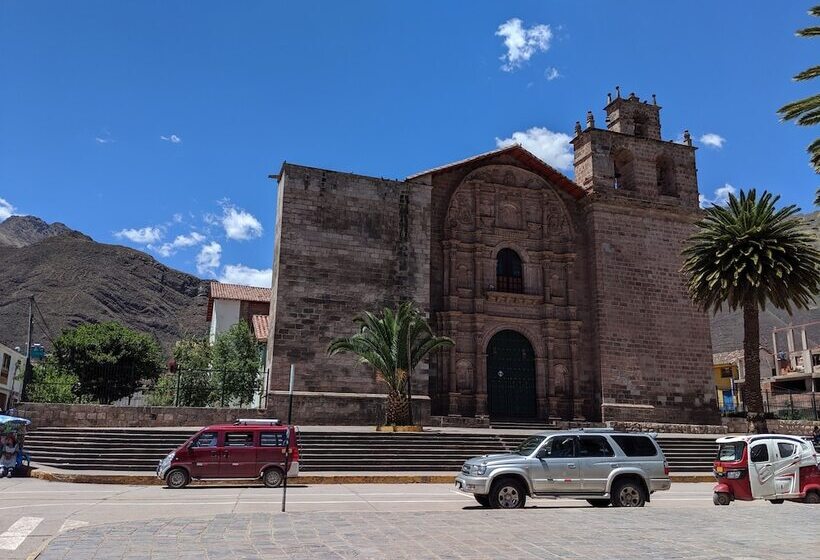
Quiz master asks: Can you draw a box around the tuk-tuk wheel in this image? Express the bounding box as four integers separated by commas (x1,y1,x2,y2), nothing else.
166,468,189,489
805,490,819,504
713,492,731,506
769,499,785,504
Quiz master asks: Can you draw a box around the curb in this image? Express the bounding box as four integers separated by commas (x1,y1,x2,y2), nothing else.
29,469,715,485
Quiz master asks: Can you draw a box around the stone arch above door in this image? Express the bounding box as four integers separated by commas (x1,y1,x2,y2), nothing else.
444,164,575,243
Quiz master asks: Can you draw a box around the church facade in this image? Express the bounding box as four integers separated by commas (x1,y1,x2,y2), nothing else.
266,93,720,425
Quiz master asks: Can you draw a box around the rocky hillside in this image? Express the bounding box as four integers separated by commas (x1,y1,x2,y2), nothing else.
0,216,208,355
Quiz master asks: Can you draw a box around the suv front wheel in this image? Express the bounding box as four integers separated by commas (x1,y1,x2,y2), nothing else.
611,479,646,507
489,477,526,509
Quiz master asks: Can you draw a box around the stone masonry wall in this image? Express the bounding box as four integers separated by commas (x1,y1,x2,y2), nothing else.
18,396,430,428
586,197,719,424
266,165,432,401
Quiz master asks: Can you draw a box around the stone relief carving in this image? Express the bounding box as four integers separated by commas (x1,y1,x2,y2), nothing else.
553,364,569,395
456,359,474,393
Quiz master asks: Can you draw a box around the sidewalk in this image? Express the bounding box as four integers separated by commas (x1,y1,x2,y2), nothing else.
29,464,716,485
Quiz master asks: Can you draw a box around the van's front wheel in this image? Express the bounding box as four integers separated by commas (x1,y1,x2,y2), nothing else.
263,467,284,488
166,468,189,489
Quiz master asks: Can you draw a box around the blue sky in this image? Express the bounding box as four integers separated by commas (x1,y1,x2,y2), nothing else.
1,1,817,287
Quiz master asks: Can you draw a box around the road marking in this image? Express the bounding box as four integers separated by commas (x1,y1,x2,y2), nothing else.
0,517,43,550
59,520,88,533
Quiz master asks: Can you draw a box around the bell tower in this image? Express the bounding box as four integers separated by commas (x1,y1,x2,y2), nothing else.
573,89,718,425
571,89,700,209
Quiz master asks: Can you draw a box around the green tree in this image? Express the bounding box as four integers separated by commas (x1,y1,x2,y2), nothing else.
682,190,820,433
211,321,261,406
777,5,820,203
27,358,79,404
53,322,164,404
328,302,454,426
148,337,214,407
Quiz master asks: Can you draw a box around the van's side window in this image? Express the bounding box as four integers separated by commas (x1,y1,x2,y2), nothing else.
260,432,286,447
192,432,218,448
225,432,254,447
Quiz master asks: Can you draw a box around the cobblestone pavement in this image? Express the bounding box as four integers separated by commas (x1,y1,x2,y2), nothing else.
39,505,819,560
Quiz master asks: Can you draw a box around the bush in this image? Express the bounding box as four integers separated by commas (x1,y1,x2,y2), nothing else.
27,359,78,404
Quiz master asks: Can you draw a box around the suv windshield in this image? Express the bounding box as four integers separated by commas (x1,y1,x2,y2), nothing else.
717,442,745,462
514,435,545,455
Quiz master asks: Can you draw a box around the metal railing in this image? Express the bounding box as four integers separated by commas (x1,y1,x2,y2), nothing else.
722,388,819,421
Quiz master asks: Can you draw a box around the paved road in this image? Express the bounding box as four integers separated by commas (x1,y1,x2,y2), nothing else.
0,478,811,560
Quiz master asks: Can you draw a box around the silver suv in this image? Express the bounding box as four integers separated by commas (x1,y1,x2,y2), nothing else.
455,428,671,508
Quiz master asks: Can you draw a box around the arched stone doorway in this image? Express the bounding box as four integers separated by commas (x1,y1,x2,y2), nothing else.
486,330,537,419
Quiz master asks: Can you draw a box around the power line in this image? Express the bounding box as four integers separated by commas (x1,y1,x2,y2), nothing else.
32,298,57,346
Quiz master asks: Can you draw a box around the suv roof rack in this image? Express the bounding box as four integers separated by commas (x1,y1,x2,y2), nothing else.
569,427,615,433
233,419,281,426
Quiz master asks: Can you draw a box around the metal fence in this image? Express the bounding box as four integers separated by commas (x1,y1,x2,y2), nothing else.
723,388,819,421
27,363,267,409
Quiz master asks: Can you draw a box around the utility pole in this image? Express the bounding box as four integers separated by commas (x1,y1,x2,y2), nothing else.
20,295,34,402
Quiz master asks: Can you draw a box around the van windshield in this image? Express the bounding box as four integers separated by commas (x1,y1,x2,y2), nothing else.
717,442,745,462
515,436,545,455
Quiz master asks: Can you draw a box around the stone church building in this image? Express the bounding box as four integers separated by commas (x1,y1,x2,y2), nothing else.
266,93,720,425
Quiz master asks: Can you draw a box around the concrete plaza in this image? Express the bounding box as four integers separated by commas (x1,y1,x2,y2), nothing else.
1,478,817,559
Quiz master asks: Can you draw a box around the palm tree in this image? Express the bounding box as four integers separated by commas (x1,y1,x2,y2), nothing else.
682,190,820,433
777,5,820,203
328,302,454,426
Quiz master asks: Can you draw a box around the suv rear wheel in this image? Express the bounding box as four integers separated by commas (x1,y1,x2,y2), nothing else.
489,477,526,509
805,490,819,504
263,467,284,488
474,495,490,507
166,468,189,489
611,478,646,507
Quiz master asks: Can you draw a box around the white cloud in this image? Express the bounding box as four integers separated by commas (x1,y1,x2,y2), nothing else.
219,264,273,288
95,137,114,144
699,184,737,208
496,18,552,72
221,205,263,240
495,126,574,171
161,134,182,144
152,231,206,257
0,197,15,221
172,213,183,224
545,67,561,81
699,133,726,149
115,226,163,244
196,241,222,275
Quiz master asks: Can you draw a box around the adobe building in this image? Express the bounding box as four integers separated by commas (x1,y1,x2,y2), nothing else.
266,92,720,425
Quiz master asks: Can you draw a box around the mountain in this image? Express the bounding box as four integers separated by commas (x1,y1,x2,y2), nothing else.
0,216,208,354
709,210,820,353
0,215,91,248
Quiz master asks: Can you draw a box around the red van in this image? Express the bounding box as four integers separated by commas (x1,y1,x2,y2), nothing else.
157,419,300,489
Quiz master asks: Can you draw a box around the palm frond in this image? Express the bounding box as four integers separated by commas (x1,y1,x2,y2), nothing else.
682,189,820,314
778,95,820,122
794,65,820,81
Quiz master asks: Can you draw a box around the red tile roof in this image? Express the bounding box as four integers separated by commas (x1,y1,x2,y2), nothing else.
207,281,272,321
251,314,270,342
209,281,272,302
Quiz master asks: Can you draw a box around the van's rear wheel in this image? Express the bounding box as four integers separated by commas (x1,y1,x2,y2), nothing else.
804,490,819,504
166,468,189,489
713,492,731,506
263,467,284,488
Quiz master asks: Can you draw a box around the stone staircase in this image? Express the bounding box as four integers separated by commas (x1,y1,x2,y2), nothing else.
24,427,724,473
